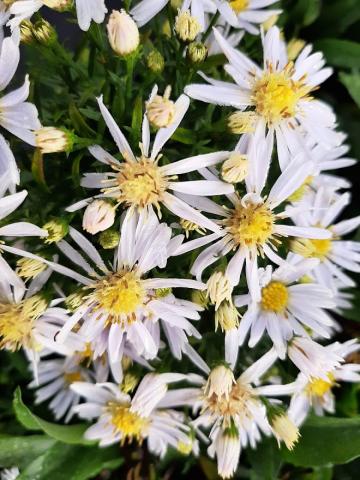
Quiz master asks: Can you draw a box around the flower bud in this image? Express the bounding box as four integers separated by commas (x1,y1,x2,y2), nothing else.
43,0,72,12
215,301,240,332
16,257,47,281
175,10,201,42
179,219,206,238
204,365,235,400
271,413,300,450
107,10,139,57
65,290,87,312
42,218,69,244
146,49,164,74
35,127,73,154
82,200,115,235
98,229,120,249
262,14,279,32
287,38,306,61
206,272,233,310
191,290,209,309
20,20,35,44
155,287,173,298
221,153,249,184
33,19,57,45
187,42,208,63
122,373,139,394
146,86,175,129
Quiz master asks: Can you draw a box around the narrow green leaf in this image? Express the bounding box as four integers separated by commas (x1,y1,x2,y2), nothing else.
18,442,123,480
281,416,360,467
31,149,49,192
13,387,92,445
131,94,143,144
314,39,360,69
340,72,360,109
0,435,55,469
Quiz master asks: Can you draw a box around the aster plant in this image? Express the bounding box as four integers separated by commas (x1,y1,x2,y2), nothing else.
0,1,360,479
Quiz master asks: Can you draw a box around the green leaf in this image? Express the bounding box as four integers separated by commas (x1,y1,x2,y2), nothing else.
281,416,360,467
304,466,333,480
314,39,360,69
17,442,123,480
13,387,92,445
340,72,360,109
315,0,360,35
131,94,143,144
247,438,282,480
171,127,197,145
0,435,55,469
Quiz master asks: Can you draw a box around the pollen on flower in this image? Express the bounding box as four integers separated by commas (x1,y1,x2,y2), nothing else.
0,295,47,351
252,67,311,125
290,237,332,261
228,0,249,14
203,380,255,428
108,402,149,444
306,373,336,397
105,156,169,211
87,270,145,325
261,281,289,313
63,371,83,384
225,201,275,251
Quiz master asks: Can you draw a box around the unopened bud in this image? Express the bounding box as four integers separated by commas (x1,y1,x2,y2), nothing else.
82,200,115,235
175,10,201,42
191,289,209,309
228,111,257,134
35,127,74,154
206,272,233,310
107,10,139,57
65,290,87,312
146,86,175,129
42,218,69,244
33,19,57,45
179,219,206,238
187,41,208,63
98,229,120,249
262,14,279,32
146,49,164,74
287,39,306,61
221,153,249,184
43,0,72,12
215,301,240,332
271,413,300,450
20,20,35,44
16,257,47,281
204,365,235,400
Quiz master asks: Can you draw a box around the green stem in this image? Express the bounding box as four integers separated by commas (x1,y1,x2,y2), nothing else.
126,56,135,103
202,12,220,42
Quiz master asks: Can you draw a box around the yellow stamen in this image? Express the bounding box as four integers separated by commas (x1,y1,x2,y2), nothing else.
108,402,149,445
87,271,145,326
0,295,47,351
252,66,312,125
16,257,47,281
261,281,289,313
225,201,275,250
104,156,170,211
290,237,332,261
180,219,206,238
229,0,249,14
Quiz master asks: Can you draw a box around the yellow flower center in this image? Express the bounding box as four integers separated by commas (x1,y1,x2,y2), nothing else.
108,402,149,445
63,371,83,384
204,380,255,428
252,67,311,125
261,281,289,313
225,202,275,250
290,237,332,261
306,373,335,398
229,0,249,14
87,271,145,326
0,295,47,351
106,157,169,211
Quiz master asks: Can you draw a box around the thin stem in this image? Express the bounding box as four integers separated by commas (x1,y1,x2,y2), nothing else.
202,12,220,42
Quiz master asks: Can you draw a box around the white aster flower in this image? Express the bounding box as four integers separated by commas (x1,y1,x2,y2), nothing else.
72,373,191,456
67,94,233,234
0,467,20,480
185,26,338,166
289,187,360,291
289,340,360,426
176,136,331,297
82,199,115,235
8,0,107,32
159,348,297,478
0,2,11,46
29,353,96,422
18,208,205,370
0,36,41,147
234,254,336,358
214,0,281,35
0,137,19,196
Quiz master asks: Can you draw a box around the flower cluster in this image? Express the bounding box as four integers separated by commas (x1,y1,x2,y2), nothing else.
0,1,359,479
